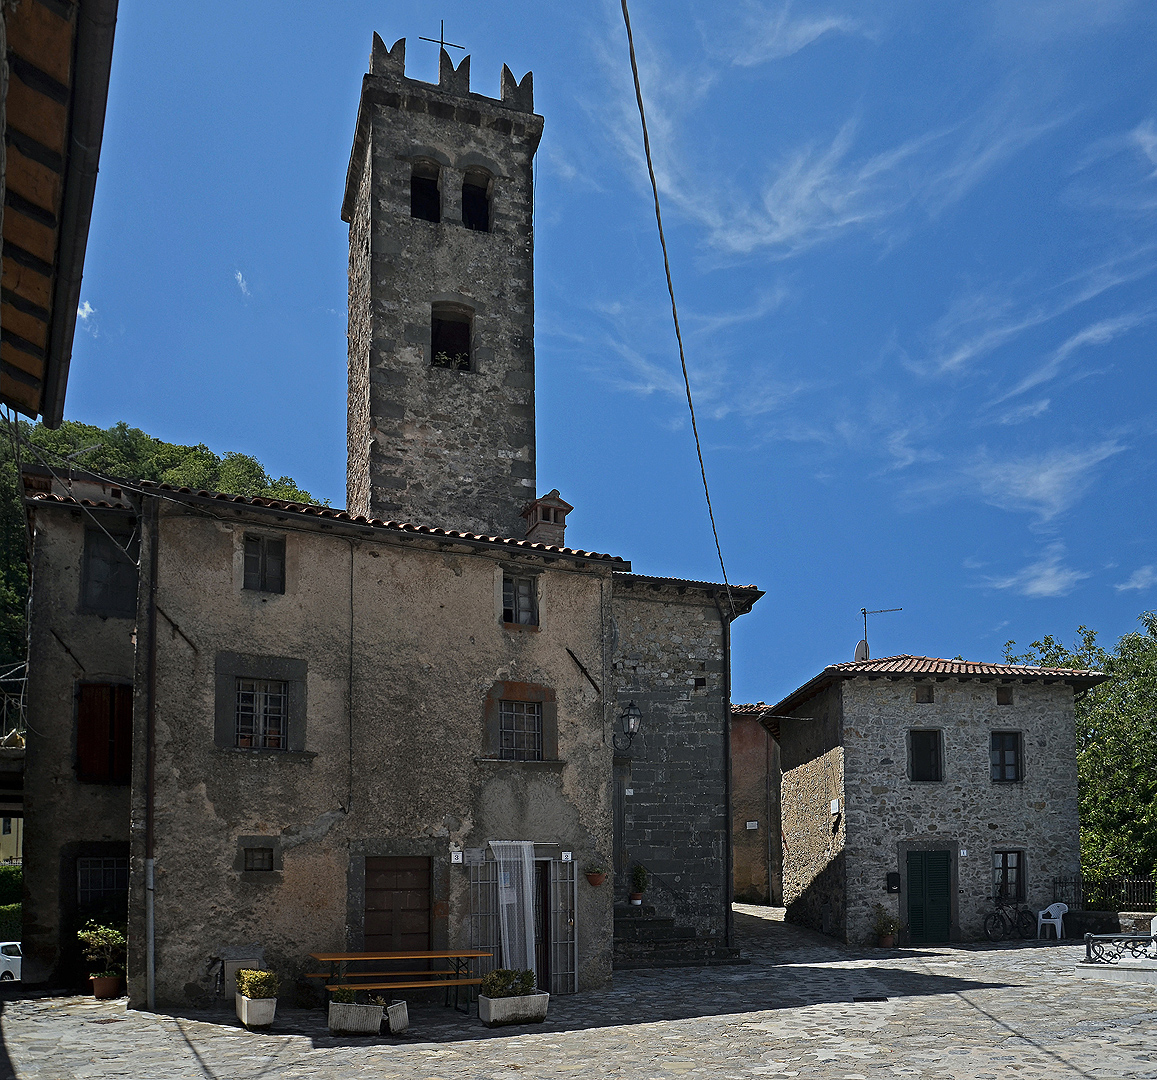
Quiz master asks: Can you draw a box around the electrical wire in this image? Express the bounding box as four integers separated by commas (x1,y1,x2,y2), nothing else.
618,0,735,616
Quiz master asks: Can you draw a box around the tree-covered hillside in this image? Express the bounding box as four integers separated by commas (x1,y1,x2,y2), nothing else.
0,418,318,667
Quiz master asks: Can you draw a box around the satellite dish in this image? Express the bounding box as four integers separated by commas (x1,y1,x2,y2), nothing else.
855,639,870,661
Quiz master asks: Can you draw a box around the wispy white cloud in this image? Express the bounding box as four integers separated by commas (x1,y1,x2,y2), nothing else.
1115,565,1157,592
1068,118,1157,213
983,542,1090,597
234,270,251,298
989,0,1141,43
993,310,1150,402
996,398,1051,425
76,300,98,337
965,440,1124,521
724,1,862,66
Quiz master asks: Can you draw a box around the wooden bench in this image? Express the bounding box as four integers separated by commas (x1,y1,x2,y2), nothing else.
323,977,482,992
308,949,491,1014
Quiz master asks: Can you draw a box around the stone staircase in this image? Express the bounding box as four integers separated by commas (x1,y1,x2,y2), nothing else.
613,903,747,970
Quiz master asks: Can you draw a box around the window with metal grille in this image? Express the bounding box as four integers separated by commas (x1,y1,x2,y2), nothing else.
993,850,1025,900
462,171,491,231
77,857,129,911
244,535,285,593
991,731,1022,782
235,679,288,750
499,700,543,761
431,307,472,370
243,847,275,872
909,729,942,781
82,528,138,616
76,683,133,784
411,161,440,222
503,575,537,625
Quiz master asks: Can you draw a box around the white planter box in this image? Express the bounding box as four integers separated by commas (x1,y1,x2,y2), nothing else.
328,1001,384,1035
386,999,409,1034
235,992,277,1028
479,992,550,1027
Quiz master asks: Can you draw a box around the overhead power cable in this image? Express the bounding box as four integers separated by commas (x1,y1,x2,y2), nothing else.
618,0,735,616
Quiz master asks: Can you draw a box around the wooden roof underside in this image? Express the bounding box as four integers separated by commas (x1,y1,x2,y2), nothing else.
1,0,117,426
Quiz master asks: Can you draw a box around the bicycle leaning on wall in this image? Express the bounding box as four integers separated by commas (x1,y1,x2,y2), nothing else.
983,893,1036,941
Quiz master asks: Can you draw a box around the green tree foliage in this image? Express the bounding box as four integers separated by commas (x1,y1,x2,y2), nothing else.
0,418,319,667
1005,614,1157,878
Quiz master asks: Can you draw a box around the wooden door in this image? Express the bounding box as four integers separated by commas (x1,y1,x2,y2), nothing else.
364,857,431,952
907,850,951,943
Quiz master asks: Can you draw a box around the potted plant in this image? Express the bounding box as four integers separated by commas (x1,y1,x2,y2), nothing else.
584,863,607,887
235,969,279,1028
76,920,126,999
629,863,649,905
370,994,409,1034
478,968,549,1027
871,903,898,948
328,985,384,1035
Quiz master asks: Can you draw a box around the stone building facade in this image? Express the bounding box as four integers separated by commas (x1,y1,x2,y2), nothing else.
774,656,1104,945
19,33,762,1006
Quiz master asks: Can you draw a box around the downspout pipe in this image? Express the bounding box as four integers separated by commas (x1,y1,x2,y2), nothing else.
716,597,734,949
144,496,159,1010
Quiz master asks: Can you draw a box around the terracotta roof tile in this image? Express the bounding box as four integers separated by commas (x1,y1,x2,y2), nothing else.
28,484,630,565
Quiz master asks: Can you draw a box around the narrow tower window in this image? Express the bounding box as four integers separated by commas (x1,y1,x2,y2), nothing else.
462,170,491,232
411,161,441,223
431,305,472,371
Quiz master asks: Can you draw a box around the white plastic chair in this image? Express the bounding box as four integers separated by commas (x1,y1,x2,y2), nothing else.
1037,902,1067,940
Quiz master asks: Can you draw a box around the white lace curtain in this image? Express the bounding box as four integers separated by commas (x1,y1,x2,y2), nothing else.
489,840,535,972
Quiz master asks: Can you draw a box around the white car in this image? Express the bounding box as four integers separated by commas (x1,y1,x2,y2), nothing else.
0,942,20,981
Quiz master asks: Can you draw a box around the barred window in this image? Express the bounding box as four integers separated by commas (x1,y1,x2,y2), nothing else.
244,847,275,872
503,575,537,626
499,700,543,761
235,679,288,750
994,850,1024,900
991,732,1022,782
78,857,129,911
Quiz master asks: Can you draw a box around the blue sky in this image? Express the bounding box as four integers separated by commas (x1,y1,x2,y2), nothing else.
68,1,1157,703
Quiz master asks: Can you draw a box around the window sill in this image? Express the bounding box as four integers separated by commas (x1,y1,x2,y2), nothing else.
502,622,540,633
474,757,565,770
216,746,317,762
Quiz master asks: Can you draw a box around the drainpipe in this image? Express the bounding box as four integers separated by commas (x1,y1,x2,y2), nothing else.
144,496,159,1009
716,596,734,949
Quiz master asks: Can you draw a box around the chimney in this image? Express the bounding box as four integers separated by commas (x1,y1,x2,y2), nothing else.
521,489,572,547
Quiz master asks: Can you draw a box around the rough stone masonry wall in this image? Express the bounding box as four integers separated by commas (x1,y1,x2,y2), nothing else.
779,684,846,937
346,48,544,537
346,149,373,517
22,504,136,985
611,580,730,942
841,677,1081,945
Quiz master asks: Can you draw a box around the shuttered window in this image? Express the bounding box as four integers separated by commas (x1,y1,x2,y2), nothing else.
77,684,133,783
909,730,942,782
243,535,285,593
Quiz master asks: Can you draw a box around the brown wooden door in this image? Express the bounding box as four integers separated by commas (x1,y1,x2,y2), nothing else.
364,857,431,952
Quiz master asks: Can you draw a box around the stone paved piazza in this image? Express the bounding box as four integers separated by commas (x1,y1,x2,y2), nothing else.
3,905,1156,1079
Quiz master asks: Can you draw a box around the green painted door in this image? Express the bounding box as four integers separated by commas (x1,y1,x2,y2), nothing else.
907,850,951,942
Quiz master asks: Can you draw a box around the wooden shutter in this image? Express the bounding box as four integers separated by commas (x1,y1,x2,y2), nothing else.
77,684,111,781
111,686,133,783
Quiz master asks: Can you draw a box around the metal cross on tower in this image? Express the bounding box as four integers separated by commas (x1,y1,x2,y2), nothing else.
419,20,465,53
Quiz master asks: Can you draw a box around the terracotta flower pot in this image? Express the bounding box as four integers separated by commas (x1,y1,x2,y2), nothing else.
629,892,643,905
877,934,895,949
585,872,607,887
91,975,122,999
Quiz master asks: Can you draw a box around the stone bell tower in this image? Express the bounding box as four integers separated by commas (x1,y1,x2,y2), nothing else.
342,34,543,537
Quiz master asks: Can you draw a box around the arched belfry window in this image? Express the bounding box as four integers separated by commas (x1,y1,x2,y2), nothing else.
411,161,441,223
462,170,491,232
431,303,473,371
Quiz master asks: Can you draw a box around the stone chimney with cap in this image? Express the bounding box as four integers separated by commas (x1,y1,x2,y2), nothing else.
521,489,572,547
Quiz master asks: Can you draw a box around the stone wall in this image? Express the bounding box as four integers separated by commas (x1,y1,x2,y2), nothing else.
609,577,731,943
343,38,544,537
22,500,136,984
730,713,778,904
779,684,845,937
842,676,1081,944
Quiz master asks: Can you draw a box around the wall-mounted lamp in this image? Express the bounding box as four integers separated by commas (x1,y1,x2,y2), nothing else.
612,701,642,751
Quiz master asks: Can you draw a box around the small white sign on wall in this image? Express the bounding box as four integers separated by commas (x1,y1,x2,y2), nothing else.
625,788,634,796
959,849,968,857
561,851,572,862
451,850,463,864
746,821,759,830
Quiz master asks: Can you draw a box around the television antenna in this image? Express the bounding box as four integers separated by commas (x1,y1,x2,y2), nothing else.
855,607,902,661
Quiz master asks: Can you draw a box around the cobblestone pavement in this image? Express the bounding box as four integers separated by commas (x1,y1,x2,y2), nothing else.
3,905,1157,1079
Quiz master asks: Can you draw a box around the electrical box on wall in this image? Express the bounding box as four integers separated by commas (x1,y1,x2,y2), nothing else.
830,798,841,816
886,872,900,893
